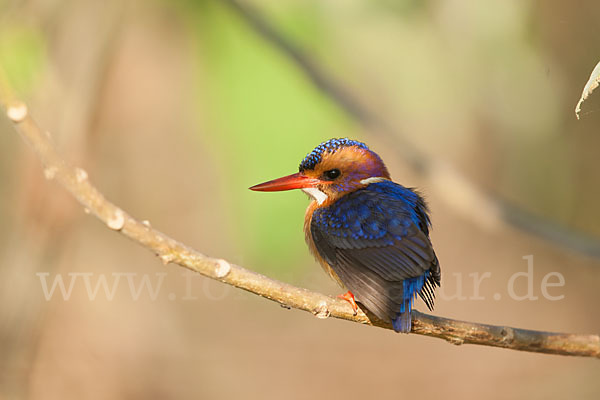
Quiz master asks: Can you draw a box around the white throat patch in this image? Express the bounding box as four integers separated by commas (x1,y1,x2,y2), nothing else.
302,187,328,205
359,177,387,185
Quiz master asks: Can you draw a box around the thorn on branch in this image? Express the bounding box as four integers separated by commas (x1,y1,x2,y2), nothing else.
159,253,176,265
447,336,465,346
106,209,125,230
215,259,231,278
500,327,515,344
312,301,331,319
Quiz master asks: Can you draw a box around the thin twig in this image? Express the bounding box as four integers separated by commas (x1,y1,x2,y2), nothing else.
3,100,599,358
222,0,600,258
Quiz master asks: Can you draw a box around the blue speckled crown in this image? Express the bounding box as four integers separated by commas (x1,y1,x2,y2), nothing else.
299,138,369,171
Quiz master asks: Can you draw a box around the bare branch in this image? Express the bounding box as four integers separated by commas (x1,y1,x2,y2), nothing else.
3,100,599,359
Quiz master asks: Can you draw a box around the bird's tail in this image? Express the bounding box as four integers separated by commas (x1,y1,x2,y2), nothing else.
392,273,429,333
392,309,412,333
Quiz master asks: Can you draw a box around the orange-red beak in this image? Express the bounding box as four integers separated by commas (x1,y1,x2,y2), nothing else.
249,172,321,192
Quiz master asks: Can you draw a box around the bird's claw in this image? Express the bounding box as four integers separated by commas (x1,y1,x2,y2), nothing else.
338,291,358,316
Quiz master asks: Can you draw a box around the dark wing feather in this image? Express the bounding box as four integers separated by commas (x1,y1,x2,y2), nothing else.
310,181,440,323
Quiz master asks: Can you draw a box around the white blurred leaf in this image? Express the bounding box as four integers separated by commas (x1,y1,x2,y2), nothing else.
575,60,600,120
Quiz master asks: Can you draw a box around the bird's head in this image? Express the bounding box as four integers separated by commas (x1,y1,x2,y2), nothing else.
250,138,390,206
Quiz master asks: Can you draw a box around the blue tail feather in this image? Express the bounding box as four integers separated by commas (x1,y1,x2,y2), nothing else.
392,272,428,333
393,310,412,333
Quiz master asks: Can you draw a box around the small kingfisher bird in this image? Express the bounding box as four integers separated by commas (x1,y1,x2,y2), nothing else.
250,138,441,332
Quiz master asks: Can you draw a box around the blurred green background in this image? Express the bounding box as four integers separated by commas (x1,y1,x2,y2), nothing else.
1,0,599,399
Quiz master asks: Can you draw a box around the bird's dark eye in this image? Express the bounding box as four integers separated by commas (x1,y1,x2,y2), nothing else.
323,169,341,180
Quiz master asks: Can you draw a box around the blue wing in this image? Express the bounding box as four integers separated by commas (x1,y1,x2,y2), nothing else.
310,181,440,332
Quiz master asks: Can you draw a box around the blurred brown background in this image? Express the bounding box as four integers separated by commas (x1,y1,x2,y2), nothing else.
1,0,600,399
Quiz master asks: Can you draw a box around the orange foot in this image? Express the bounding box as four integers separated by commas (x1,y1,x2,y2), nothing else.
338,291,358,316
